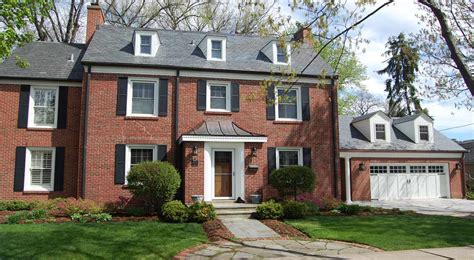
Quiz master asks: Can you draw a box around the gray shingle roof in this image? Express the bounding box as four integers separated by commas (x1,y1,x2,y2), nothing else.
81,25,334,76
393,113,433,125
458,140,474,163
185,120,265,137
351,111,388,124
339,115,466,152
0,42,85,81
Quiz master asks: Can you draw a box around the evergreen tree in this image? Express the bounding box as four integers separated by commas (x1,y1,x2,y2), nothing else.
378,33,422,116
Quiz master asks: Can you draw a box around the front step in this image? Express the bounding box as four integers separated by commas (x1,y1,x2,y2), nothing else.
212,200,259,219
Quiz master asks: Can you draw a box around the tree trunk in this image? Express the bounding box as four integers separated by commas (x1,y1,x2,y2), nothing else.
418,0,474,95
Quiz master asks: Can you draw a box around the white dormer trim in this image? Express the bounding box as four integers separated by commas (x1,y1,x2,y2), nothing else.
134,31,159,57
272,42,291,65
206,36,226,61
394,114,434,144
352,111,391,143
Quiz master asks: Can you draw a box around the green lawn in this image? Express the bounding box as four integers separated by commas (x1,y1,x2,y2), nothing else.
287,215,474,251
0,221,207,259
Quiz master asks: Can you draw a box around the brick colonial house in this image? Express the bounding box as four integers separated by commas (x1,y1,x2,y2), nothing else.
0,3,340,204
0,4,466,205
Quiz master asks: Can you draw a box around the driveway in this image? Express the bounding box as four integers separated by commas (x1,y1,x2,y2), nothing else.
356,199,474,217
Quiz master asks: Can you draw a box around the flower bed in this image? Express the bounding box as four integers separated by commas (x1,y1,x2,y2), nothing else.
260,219,308,239
202,219,234,241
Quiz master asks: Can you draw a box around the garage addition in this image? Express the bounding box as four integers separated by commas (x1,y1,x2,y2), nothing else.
339,111,466,202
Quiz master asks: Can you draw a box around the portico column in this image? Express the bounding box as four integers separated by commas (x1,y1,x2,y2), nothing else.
344,157,352,204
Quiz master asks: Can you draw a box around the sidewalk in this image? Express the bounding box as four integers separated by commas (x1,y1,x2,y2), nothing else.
339,245,474,259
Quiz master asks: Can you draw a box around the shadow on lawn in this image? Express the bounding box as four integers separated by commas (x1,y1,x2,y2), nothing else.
290,215,474,250
0,222,206,259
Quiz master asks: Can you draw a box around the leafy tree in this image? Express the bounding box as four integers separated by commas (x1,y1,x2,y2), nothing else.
378,33,423,116
339,89,384,116
0,0,50,67
270,166,315,200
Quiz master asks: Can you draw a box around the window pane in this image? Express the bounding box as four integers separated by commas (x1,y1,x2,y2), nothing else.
30,151,53,186
276,45,287,63
31,169,42,184
375,124,385,140
42,169,52,184
211,40,222,59
279,150,299,168
33,89,56,125
210,85,227,109
211,49,222,59
278,104,297,118
131,149,154,166
140,35,151,54
277,89,297,119
132,82,155,114
211,40,222,50
420,125,429,141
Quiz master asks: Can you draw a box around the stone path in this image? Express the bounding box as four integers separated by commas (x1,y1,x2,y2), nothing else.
219,218,280,239
183,240,376,259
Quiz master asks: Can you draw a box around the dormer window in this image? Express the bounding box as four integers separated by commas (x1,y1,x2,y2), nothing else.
206,37,226,61
134,31,159,57
419,125,429,141
140,35,152,55
273,42,290,65
375,124,386,140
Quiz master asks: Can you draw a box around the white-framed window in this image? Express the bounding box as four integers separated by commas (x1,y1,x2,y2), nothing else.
419,125,429,141
24,148,55,191
276,148,303,169
140,35,152,55
207,37,226,61
273,42,291,65
206,81,231,112
125,145,157,183
28,86,59,128
275,86,302,121
375,124,386,140
127,78,159,117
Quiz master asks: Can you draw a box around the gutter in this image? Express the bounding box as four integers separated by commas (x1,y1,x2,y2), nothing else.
81,66,91,198
331,78,340,199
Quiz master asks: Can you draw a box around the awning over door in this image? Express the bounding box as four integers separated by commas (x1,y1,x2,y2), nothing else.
179,120,267,143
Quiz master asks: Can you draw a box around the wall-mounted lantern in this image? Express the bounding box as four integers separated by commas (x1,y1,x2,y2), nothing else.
248,147,258,170
456,163,462,170
191,145,198,166
358,162,366,171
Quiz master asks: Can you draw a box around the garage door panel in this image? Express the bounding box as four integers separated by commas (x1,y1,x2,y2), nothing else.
370,174,379,200
418,175,428,198
426,175,438,198
398,175,409,199
387,175,398,199
379,175,388,199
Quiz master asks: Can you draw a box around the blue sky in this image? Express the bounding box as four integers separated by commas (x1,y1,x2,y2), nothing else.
281,0,473,141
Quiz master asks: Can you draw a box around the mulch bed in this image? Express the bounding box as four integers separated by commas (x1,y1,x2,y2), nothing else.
260,219,308,239
202,219,234,242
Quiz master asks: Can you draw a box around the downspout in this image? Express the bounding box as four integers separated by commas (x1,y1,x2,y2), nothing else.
331,78,340,199
81,65,91,198
174,70,182,199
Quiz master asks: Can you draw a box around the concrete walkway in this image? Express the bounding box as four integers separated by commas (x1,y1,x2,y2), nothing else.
219,218,280,239
183,241,474,259
356,199,474,217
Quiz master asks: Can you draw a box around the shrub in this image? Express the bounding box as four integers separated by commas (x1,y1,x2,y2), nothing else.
270,166,315,200
126,207,147,216
52,198,102,216
162,200,189,223
127,161,181,211
29,209,48,219
188,202,216,223
337,204,363,215
282,201,307,219
255,200,283,219
467,191,474,200
302,201,319,216
316,196,343,211
6,211,29,224
0,200,37,211
91,213,113,223
71,213,112,223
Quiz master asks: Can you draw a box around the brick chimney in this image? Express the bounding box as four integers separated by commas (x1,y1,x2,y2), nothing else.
86,1,105,43
294,26,312,44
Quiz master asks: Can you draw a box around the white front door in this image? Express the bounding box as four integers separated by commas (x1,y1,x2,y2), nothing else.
370,163,449,200
212,149,234,199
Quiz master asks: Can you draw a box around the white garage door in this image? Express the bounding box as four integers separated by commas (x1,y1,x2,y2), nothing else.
370,164,450,200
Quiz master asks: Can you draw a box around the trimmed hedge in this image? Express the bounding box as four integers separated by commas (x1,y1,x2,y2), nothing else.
270,166,315,200
255,200,283,219
162,200,189,223
188,202,216,223
283,201,307,219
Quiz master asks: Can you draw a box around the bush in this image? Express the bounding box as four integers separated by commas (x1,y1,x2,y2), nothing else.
162,200,189,223
270,166,315,200
127,161,181,211
6,211,29,224
466,191,474,200
302,201,319,216
317,196,343,211
71,213,112,223
282,201,307,219
52,198,102,216
188,202,216,223
29,209,48,219
337,204,363,215
126,207,147,216
255,200,283,219
0,200,37,211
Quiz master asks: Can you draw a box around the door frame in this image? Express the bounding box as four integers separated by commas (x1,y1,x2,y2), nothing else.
211,149,235,200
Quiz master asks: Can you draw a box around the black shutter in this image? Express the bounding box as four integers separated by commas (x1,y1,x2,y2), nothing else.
17,85,30,128
54,147,65,191
267,147,276,184
158,79,168,116
115,144,126,184
266,84,275,120
116,77,128,116
14,147,26,192
301,86,310,121
57,87,68,129
231,82,240,112
157,145,167,161
303,148,311,168
197,80,207,111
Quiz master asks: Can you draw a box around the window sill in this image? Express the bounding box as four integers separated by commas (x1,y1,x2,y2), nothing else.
22,191,53,194
125,116,159,121
26,127,56,131
204,111,232,116
121,185,130,189
273,120,303,125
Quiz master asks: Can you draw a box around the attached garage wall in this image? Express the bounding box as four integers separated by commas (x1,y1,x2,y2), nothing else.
348,158,464,201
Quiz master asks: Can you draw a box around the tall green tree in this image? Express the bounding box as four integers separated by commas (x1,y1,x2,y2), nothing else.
378,33,422,116
0,0,50,67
